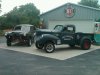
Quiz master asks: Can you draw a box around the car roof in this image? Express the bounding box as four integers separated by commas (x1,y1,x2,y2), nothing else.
64,24,75,27
56,24,75,27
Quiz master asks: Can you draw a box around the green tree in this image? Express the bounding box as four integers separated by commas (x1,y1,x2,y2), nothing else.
0,3,40,29
79,0,100,8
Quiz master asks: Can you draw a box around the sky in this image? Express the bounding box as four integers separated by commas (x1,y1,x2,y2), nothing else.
0,0,100,15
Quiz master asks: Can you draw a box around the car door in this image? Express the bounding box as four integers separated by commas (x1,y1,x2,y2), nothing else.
60,25,75,44
30,26,36,39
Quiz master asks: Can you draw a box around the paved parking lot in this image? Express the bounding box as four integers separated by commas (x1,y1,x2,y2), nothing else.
0,47,100,75
0,36,100,75
0,43,100,60
0,36,100,60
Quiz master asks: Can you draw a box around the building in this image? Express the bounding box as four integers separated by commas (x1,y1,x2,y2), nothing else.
40,3,100,31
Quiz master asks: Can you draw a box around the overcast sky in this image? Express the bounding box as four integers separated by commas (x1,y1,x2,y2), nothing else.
0,0,100,15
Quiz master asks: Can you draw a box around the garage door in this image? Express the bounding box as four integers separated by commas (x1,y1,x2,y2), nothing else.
48,20,94,33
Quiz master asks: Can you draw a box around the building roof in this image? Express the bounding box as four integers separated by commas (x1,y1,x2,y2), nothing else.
40,3,100,16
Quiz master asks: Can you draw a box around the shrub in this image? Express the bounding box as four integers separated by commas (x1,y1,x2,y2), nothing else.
0,30,4,36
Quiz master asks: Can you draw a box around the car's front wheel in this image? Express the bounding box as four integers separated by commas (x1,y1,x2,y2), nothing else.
35,42,43,49
7,39,11,46
44,42,55,53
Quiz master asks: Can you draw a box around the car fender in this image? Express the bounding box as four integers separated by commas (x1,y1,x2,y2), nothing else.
80,36,91,45
37,34,60,45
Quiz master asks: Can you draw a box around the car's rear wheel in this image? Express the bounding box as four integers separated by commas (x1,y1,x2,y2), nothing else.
7,39,11,46
44,42,55,53
80,39,91,50
35,42,43,49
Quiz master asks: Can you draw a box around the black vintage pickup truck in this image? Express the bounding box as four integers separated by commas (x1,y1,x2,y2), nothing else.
34,24,94,53
5,24,36,46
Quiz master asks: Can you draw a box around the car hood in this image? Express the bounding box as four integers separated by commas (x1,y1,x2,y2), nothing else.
5,30,28,36
7,30,24,34
37,29,58,32
10,30,22,33
36,29,60,36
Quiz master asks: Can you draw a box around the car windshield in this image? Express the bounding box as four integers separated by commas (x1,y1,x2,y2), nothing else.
14,25,30,33
54,25,63,31
14,26,21,30
21,26,30,32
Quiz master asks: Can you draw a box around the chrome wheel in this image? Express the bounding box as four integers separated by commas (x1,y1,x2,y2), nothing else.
44,42,55,53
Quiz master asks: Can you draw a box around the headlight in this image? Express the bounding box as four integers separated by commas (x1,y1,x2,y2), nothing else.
34,32,36,36
41,35,44,37
5,32,11,36
5,32,7,36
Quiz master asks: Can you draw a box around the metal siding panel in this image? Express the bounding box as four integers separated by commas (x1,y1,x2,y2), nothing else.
41,4,100,20
40,3,100,28
48,20,94,33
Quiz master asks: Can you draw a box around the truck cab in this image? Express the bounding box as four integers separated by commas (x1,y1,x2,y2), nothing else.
57,25,75,44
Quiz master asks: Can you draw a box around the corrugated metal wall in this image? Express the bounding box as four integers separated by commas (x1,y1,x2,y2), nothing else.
40,3,100,28
41,3,100,21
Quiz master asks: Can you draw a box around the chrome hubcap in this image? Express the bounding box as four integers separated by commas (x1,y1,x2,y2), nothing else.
46,44,53,52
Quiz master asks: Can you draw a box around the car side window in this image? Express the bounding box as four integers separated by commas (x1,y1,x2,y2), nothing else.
67,27,74,33
63,26,74,33
14,26,21,30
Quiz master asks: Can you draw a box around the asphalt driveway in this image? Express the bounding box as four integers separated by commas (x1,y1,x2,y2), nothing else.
0,48,100,75
0,36,100,75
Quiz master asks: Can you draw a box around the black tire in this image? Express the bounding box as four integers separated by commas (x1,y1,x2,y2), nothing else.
35,42,43,49
44,42,55,53
80,39,91,50
69,44,75,48
7,39,11,46
27,39,32,46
